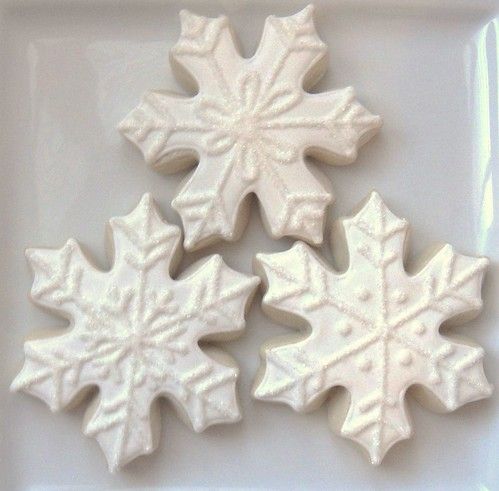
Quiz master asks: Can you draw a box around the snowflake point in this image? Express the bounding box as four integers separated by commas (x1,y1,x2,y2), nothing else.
288,4,316,27
117,114,133,135
192,419,205,433
60,238,78,256
344,84,355,96
49,401,60,413
477,256,490,270
25,247,37,262
247,274,262,290
178,8,194,23
372,113,383,128
9,373,26,394
137,191,154,210
300,3,314,13
179,9,206,34
253,387,264,400
293,3,315,20
182,232,198,251
107,455,121,474
254,252,270,266
366,189,383,205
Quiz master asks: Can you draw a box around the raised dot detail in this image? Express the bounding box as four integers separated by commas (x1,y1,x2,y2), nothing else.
414,322,426,335
356,287,371,301
392,289,408,304
338,322,352,337
397,349,412,366
357,357,372,372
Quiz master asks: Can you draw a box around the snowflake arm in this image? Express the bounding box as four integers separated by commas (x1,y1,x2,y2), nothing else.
173,153,332,249
340,384,412,464
251,5,327,90
170,10,244,100
119,5,381,249
269,88,382,163
108,193,181,276
171,154,250,249
175,254,260,337
161,349,241,432
11,194,259,472
253,191,492,464
119,91,203,169
392,244,489,329
24,239,102,318
83,362,159,471
255,241,371,324
11,334,100,412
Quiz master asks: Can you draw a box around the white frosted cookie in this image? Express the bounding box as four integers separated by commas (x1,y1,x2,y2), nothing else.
11,194,259,472
253,191,492,464
119,5,381,250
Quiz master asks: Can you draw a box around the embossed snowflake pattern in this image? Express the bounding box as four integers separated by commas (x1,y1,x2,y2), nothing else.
253,192,492,464
11,194,259,471
119,5,381,250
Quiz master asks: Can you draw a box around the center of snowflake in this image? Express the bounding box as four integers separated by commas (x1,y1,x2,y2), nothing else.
231,111,260,140
374,319,392,341
123,329,147,353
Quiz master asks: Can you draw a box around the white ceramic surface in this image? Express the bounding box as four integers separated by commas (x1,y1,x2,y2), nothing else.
0,0,498,489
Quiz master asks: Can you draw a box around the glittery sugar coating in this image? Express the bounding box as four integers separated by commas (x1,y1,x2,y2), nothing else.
253,192,492,464
119,5,381,250
11,194,259,472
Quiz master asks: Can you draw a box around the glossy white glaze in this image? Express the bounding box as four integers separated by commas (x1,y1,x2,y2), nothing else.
11,194,259,471
2,0,498,487
254,192,492,464
119,5,381,250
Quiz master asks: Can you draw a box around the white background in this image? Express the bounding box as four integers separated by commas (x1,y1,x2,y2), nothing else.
0,0,498,489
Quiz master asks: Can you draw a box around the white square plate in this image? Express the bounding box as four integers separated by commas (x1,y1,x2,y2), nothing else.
1,0,498,489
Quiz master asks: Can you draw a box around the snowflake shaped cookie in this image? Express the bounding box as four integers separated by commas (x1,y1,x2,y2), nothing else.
11,194,259,471
253,192,492,464
119,5,381,250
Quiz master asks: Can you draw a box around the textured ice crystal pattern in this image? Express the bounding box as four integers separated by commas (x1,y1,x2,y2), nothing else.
11,194,259,471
